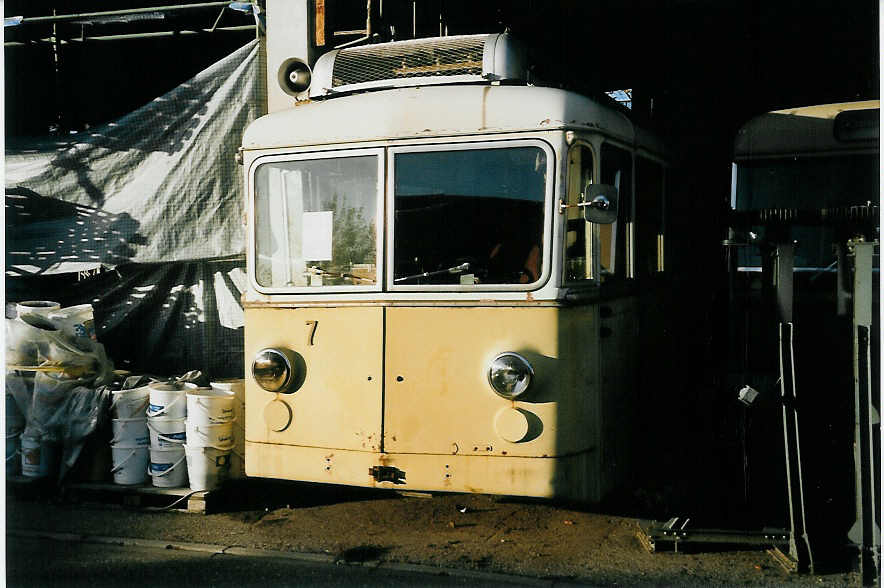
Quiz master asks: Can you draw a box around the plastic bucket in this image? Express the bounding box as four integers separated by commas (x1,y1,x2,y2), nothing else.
111,385,150,419
149,446,187,488
21,435,59,479
15,300,60,320
147,383,186,418
6,432,21,476
146,416,186,448
110,444,150,485
210,379,244,401
6,393,25,434
48,304,95,341
186,421,235,450
186,388,235,425
111,417,149,446
184,444,231,491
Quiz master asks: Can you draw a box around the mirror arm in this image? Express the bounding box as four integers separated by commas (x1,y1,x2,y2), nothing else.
557,196,609,214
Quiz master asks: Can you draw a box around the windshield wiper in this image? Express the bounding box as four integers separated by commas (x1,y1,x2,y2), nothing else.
394,262,470,283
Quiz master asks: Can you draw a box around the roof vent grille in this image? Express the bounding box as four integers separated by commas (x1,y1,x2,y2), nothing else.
309,33,526,98
333,35,485,87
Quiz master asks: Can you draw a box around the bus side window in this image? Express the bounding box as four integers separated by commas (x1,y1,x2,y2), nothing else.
635,157,665,276
563,143,594,282
599,144,633,277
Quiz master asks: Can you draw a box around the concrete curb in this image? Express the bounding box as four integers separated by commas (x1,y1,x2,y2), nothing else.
9,528,577,586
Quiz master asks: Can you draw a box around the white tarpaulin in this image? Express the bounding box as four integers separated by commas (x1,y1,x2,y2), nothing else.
5,41,263,379
6,39,261,275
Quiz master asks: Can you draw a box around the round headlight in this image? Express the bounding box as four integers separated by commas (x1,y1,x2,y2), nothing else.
252,348,295,392
487,352,534,400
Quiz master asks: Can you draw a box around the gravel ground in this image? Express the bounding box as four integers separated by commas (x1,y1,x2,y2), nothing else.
5,479,860,587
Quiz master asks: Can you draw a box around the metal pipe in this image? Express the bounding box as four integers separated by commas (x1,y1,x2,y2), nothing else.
4,25,255,46
334,0,372,49
12,2,233,25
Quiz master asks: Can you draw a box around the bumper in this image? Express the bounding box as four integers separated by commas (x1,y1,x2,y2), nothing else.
245,441,600,502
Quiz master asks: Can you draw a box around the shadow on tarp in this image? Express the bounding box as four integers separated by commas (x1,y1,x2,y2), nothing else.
6,187,147,275
6,258,246,381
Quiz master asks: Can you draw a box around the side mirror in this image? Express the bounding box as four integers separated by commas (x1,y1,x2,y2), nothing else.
583,184,618,224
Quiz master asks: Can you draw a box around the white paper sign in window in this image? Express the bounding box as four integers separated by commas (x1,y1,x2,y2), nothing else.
302,211,333,261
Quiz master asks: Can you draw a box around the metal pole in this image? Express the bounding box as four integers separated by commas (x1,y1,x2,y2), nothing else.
849,240,879,586
13,2,233,25
51,9,63,133
4,25,255,47
775,242,813,573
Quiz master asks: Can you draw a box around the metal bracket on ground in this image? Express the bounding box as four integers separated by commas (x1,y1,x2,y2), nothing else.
637,518,794,570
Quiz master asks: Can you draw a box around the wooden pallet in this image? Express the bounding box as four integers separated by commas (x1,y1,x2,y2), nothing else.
60,482,217,513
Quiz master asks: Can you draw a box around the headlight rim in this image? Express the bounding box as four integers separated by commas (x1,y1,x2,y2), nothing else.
251,347,295,393
487,351,534,400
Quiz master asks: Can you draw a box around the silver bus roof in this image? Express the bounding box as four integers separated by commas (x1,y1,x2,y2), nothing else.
243,85,645,151
734,100,879,159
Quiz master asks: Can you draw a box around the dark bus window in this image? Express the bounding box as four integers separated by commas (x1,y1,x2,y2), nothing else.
635,157,664,276
600,143,633,277
393,146,547,286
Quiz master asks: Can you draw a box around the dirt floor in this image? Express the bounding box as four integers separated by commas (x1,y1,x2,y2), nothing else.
5,479,861,586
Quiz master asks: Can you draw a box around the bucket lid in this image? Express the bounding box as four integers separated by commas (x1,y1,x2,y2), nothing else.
183,443,232,451
149,382,183,391
112,385,150,395
17,300,60,310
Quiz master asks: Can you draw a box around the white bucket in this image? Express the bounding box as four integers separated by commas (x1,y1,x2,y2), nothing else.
146,416,186,448
186,421,235,450
149,446,188,488
48,304,95,341
21,435,59,479
147,382,186,418
111,385,150,419
6,432,21,476
184,444,231,491
6,393,25,434
210,379,244,401
110,444,150,485
186,388,235,425
15,300,60,320
111,417,149,446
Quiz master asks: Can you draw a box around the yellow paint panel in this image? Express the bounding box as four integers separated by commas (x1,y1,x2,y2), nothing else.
244,307,383,451
383,306,597,458
245,441,598,500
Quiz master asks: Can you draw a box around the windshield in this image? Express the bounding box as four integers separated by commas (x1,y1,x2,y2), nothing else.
734,153,878,269
393,145,548,286
253,153,380,289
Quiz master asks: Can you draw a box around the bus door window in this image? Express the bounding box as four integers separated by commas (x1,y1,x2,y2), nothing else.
635,156,665,277
253,153,380,288
392,145,547,287
563,143,595,282
599,143,633,278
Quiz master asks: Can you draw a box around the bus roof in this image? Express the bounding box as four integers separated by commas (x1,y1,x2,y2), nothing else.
242,85,654,152
734,100,879,159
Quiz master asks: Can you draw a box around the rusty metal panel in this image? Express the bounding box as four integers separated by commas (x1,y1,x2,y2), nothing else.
244,441,598,500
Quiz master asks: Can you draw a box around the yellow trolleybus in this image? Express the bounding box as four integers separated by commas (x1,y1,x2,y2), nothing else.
241,34,668,502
